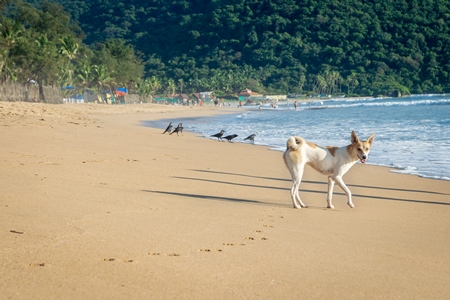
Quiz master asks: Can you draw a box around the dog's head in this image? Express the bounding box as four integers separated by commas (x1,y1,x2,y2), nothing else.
350,131,375,163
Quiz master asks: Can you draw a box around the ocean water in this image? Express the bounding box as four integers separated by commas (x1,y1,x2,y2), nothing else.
144,94,450,181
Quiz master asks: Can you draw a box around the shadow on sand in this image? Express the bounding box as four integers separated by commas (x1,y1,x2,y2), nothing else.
142,169,450,207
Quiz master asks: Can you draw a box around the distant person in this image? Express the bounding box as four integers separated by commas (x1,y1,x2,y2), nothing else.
294,100,298,110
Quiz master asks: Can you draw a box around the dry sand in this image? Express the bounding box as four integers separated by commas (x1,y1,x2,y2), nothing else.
1,101,449,299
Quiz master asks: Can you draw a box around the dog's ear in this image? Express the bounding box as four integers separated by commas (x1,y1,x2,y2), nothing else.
351,130,359,144
366,133,375,145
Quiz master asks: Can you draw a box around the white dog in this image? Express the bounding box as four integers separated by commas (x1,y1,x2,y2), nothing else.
283,131,375,209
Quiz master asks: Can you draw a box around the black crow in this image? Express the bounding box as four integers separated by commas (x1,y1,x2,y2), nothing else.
223,134,238,143
162,122,173,134
170,123,183,135
244,132,257,144
210,129,225,141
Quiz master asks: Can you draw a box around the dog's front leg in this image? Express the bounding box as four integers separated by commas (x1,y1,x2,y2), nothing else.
333,176,354,208
327,176,335,209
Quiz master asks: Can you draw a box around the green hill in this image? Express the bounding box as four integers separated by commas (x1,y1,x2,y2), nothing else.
4,0,450,96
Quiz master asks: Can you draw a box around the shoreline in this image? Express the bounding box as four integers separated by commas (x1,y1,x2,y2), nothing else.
1,102,450,299
141,103,450,182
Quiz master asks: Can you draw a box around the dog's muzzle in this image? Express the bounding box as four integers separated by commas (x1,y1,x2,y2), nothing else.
358,154,367,163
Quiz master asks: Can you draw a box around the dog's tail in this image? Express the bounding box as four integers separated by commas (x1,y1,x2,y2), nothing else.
286,136,304,151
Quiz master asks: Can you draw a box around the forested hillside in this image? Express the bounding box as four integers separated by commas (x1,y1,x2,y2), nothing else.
2,0,450,97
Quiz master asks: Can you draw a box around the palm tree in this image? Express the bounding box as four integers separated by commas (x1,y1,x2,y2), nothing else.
135,79,150,102
166,78,176,96
56,65,71,93
147,76,161,100
35,34,57,100
178,78,185,94
59,35,78,60
314,75,326,94
0,18,22,49
58,35,79,84
76,61,92,102
346,72,359,95
322,70,340,95
0,18,22,82
91,64,111,102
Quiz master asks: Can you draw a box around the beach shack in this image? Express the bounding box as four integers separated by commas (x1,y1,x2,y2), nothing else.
238,88,264,105
167,93,191,105
105,87,139,104
152,95,179,105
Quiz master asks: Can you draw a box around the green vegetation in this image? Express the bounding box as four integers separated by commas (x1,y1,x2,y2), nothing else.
2,0,450,98
0,0,144,100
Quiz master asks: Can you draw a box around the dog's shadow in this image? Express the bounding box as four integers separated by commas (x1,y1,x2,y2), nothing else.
143,189,282,206
142,169,450,207
192,169,450,196
168,169,450,206
142,189,339,210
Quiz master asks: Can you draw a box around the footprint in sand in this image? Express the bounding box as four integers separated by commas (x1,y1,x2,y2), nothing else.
148,252,180,256
199,248,222,252
102,258,133,262
102,258,115,261
29,263,45,267
222,243,245,246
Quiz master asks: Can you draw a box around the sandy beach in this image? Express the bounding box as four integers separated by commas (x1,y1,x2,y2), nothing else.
1,101,449,299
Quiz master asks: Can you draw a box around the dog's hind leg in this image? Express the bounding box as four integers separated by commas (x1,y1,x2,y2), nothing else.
290,164,307,209
326,176,336,209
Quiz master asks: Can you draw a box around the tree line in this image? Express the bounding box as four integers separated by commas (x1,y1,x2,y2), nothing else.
2,0,450,100
0,0,144,101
